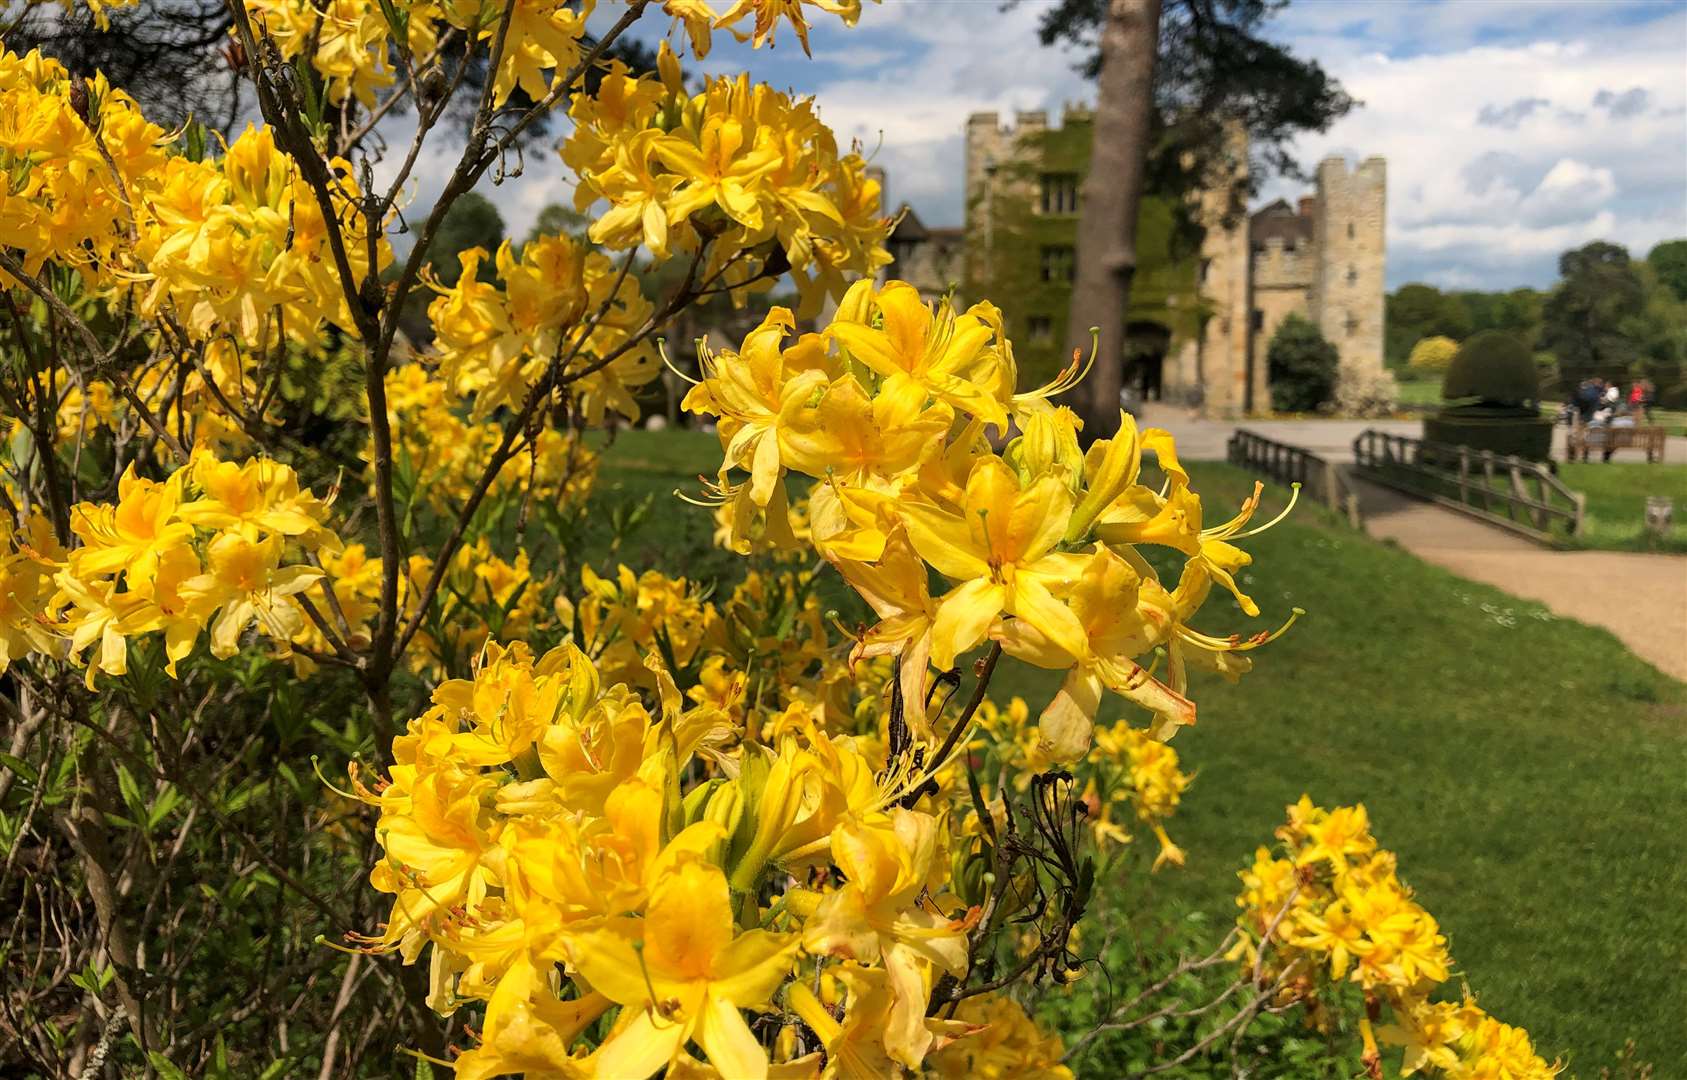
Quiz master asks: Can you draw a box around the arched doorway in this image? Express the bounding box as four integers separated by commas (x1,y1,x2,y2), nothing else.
1124,321,1172,401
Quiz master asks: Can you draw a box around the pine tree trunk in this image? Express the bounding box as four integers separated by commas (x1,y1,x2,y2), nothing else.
1064,0,1163,439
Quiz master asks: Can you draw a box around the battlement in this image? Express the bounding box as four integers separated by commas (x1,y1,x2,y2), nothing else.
965,106,1094,136
1316,155,1387,192
1252,237,1314,289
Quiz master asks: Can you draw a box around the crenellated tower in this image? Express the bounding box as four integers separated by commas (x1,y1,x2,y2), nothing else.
1309,155,1388,384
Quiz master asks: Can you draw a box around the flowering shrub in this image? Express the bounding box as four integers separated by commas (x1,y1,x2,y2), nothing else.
0,0,1560,1075
1235,799,1559,1079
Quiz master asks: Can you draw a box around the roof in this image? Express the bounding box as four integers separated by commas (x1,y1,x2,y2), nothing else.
1250,198,1313,248
890,203,928,242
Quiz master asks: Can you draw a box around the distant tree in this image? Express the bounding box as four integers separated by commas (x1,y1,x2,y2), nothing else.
423,192,507,287
1488,288,1544,348
1027,0,1354,435
1540,241,1646,378
1407,335,1459,374
1385,284,1470,365
1267,313,1339,412
1647,239,1687,302
526,203,593,247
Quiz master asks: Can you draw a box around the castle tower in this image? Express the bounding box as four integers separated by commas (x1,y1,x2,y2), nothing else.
1309,156,1387,384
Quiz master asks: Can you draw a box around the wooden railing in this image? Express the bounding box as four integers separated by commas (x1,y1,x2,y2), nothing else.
1351,429,1585,542
1226,429,1361,528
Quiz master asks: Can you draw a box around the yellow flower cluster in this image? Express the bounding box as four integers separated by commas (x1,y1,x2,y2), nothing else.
684,279,1292,760
357,636,975,1078
662,0,873,58
384,361,600,521
563,46,892,318
0,45,386,344
15,339,259,458
0,452,340,687
245,0,588,111
923,992,1074,1079
977,700,1192,870
1234,798,1560,1079
353,531,1134,1076
423,234,660,424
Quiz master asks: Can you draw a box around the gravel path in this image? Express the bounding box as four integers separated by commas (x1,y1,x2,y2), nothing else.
1350,476,1687,679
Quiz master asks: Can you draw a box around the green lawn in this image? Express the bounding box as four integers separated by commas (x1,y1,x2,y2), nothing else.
1651,408,1687,438
1556,461,1687,553
594,430,1687,1074
1394,375,1442,408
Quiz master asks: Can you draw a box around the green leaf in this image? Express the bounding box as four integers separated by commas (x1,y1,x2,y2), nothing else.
0,752,38,786
413,1057,435,1080
147,1052,191,1080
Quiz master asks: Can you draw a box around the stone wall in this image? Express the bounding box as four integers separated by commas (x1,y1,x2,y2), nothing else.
1249,237,1313,384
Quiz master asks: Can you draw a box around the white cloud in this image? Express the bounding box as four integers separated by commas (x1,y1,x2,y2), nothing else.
1256,6,1687,286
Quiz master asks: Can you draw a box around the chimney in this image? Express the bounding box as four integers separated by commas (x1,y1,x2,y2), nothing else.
1298,196,1317,219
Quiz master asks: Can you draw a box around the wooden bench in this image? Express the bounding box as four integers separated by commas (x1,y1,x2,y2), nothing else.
1568,423,1667,463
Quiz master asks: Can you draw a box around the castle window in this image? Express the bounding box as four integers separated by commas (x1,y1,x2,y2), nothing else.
1251,309,1264,331
1040,174,1079,215
1040,245,1075,283
1346,265,1358,285
1344,312,1360,337
1347,222,1356,240
1200,258,1212,283
1028,316,1053,344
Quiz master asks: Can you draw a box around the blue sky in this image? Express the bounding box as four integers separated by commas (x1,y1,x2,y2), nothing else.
410,0,1687,292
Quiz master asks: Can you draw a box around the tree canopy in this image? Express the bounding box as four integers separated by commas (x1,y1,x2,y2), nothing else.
1540,241,1647,378
1024,0,1354,206
1647,239,1687,302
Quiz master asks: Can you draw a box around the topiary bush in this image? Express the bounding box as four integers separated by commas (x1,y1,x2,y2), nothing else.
1442,330,1541,405
1428,331,1554,459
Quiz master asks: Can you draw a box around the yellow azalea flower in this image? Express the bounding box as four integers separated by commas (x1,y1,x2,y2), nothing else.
829,528,937,734
780,373,951,487
663,0,718,56
451,955,606,1080
52,575,157,690
686,308,831,511
715,0,867,56
656,113,783,230
569,855,799,1080
800,810,972,1067
901,455,1088,671
177,453,333,545
181,532,322,659
368,754,502,961
789,963,970,1080
993,545,1193,755
829,281,1008,431
923,992,1074,1079
67,464,194,590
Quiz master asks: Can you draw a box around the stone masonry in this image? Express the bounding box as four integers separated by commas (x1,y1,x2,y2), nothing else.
887,109,1388,416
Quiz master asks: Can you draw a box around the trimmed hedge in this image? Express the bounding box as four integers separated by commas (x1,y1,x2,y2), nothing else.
1423,410,1555,461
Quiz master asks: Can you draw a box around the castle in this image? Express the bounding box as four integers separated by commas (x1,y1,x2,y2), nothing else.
885,107,1388,416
